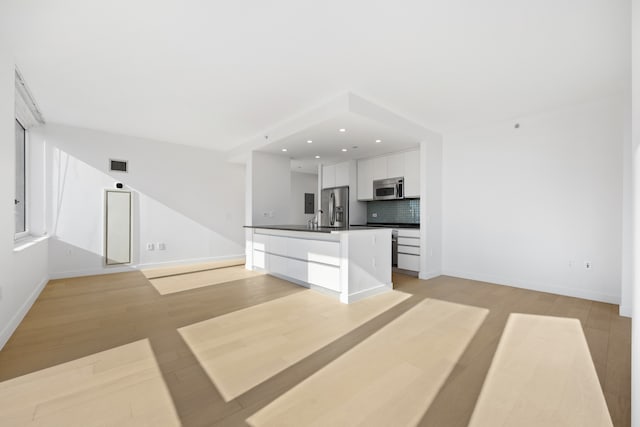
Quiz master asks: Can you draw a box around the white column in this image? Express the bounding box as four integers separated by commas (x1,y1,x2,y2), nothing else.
419,137,443,280
622,98,633,318
631,0,639,425
244,153,254,270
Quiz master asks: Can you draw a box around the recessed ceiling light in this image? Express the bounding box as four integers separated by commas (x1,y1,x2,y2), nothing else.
339,128,346,132
281,148,287,152
307,140,313,143
375,139,382,143
315,155,320,159
341,148,348,152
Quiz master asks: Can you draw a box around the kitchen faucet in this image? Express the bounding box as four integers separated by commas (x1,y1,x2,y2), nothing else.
309,209,323,228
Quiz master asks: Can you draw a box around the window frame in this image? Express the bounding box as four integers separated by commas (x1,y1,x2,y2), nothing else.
14,118,29,241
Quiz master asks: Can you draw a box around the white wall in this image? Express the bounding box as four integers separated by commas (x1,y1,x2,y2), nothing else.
0,51,49,349
443,97,624,304
289,172,317,225
631,0,639,424
250,151,291,226
419,138,443,280
622,94,632,317
31,124,245,278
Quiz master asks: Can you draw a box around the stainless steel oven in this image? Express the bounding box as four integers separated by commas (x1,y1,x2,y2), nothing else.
373,177,404,200
392,229,398,267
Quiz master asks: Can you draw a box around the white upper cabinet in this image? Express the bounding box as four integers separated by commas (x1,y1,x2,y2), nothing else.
371,157,387,181
357,149,420,200
322,161,350,189
335,162,349,187
357,158,374,200
322,164,336,189
357,157,385,200
404,149,420,198
387,153,405,178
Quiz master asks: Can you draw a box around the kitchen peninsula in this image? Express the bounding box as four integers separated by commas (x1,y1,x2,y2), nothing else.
244,225,392,303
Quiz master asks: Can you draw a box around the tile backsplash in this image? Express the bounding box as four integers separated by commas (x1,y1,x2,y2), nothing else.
366,199,420,224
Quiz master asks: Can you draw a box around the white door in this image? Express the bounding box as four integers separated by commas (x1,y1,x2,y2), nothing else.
105,190,132,265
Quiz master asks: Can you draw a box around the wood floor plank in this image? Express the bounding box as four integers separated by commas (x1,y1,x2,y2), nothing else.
0,268,630,426
0,339,180,427
247,299,488,427
178,290,410,402
468,314,613,427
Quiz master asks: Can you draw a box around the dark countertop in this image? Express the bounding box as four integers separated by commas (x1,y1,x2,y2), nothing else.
243,225,341,233
355,223,421,229
244,224,419,233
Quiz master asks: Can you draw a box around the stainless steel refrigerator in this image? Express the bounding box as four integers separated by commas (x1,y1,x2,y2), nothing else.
321,186,349,227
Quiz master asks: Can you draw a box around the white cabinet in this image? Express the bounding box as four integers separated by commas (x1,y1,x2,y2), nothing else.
357,159,374,200
252,232,342,291
398,253,420,271
404,149,420,198
387,153,405,178
371,157,387,180
322,162,349,189
322,164,335,189
357,150,420,201
357,157,387,200
396,228,420,272
335,162,349,187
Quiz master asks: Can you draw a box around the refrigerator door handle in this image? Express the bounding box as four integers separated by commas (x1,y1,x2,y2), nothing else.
329,192,335,225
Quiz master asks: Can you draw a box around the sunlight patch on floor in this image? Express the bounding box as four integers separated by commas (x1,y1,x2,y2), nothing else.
178,290,411,402
0,339,179,426
148,265,264,295
468,313,613,427
247,298,488,427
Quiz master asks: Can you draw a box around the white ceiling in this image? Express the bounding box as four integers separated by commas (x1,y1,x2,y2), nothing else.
1,0,630,152
258,112,420,174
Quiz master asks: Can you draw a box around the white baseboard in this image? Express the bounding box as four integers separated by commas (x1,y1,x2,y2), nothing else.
419,270,441,280
49,265,134,279
0,275,49,350
49,254,246,280
136,254,245,270
619,302,632,318
342,284,393,304
442,269,620,305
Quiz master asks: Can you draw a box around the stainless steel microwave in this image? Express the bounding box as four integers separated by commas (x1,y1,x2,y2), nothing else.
373,177,404,200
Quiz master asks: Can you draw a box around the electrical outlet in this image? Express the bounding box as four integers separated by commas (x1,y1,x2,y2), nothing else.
147,243,155,251
158,243,166,250
584,261,592,269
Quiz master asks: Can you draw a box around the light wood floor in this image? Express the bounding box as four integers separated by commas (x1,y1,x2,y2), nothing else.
178,290,409,402
0,267,631,426
247,298,489,427
469,313,612,427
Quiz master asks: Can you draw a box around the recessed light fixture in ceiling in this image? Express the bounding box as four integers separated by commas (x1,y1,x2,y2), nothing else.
307,140,313,143
281,148,287,152
375,139,382,143
315,155,320,159
339,128,346,133
341,148,348,152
